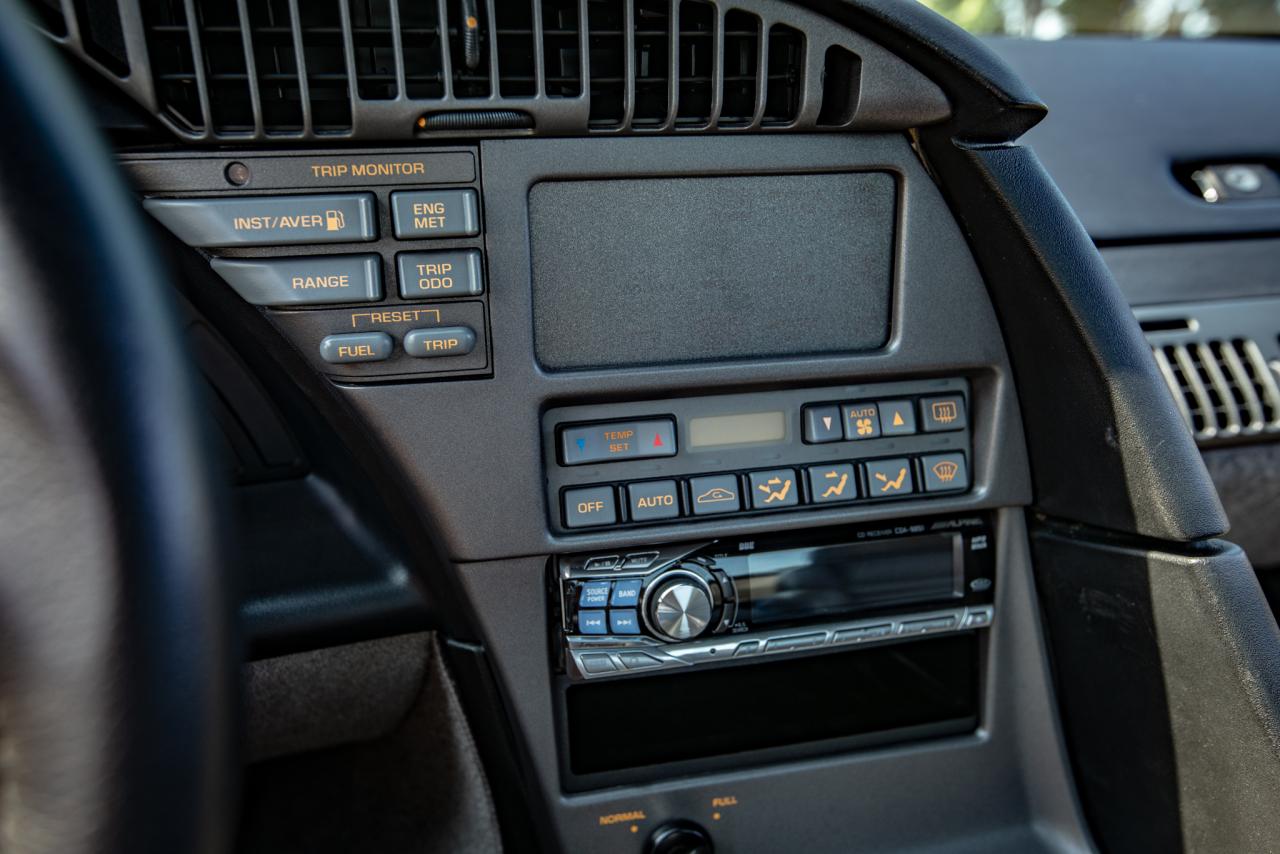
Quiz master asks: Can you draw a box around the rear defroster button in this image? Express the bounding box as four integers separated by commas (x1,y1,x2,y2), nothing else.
403,326,476,358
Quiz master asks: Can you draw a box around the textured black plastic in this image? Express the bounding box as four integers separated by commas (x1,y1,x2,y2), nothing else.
528,172,895,369
1034,527,1280,854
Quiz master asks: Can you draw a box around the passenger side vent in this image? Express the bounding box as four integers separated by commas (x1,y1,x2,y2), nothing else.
29,0,950,143
1152,339,1280,446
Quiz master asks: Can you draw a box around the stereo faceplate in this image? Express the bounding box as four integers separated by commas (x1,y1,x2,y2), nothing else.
553,514,995,681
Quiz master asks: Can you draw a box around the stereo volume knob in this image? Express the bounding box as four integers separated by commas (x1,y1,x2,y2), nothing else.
647,573,714,642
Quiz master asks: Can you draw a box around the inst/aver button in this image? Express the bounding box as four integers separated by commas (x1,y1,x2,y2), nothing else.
144,193,377,247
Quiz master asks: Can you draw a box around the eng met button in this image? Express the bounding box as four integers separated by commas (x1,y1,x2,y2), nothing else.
210,254,383,306
391,189,480,238
143,193,377,247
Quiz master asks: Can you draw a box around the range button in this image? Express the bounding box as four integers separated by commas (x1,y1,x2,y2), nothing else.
211,254,383,306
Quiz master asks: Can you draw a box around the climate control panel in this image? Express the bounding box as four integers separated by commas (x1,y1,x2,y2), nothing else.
542,378,974,533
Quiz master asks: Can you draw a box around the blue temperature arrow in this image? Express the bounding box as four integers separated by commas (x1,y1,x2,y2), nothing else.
576,438,586,451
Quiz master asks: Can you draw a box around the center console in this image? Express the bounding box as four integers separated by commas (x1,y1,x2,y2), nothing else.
127,132,1068,853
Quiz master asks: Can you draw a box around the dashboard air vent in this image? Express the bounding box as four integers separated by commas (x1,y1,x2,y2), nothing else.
1152,339,1280,445
31,0,951,143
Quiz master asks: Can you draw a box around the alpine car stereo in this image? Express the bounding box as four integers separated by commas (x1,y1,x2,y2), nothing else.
552,514,994,681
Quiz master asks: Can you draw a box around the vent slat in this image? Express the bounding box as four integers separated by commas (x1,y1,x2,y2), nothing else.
494,0,536,96
763,23,802,124
1170,344,1217,441
1194,342,1241,436
1215,341,1265,432
1152,336,1280,446
540,0,583,98
284,0,312,134
719,8,758,127
181,0,213,132
1238,339,1280,426
296,0,353,133
233,0,264,135
50,0,868,140
1153,346,1196,435
676,0,714,128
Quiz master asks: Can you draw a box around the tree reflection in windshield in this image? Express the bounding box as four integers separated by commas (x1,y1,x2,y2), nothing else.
918,0,1280,39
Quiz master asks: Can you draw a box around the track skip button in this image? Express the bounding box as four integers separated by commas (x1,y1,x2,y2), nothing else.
403,326,476,358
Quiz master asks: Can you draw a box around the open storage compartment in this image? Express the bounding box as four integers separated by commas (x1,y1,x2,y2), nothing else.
561,632,980,789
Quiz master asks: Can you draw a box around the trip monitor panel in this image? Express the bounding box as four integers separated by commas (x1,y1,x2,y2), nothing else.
528,172,896,370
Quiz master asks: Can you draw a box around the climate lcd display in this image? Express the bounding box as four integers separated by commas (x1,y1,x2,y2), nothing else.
687,411,787,449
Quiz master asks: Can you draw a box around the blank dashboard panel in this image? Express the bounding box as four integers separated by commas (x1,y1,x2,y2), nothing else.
528,173,896,369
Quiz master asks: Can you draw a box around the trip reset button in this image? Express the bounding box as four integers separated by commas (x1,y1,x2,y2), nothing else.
403,327,476,358
560,419,677,466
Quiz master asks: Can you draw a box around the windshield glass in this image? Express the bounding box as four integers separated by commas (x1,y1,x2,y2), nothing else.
918,0,1280,38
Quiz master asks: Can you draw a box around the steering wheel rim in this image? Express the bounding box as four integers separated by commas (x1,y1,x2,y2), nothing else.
0,6,233,854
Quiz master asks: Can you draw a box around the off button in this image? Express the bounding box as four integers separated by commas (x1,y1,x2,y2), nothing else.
564,486,618,529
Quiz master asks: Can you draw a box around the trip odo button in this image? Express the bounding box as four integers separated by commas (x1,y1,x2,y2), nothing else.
397,249,484,299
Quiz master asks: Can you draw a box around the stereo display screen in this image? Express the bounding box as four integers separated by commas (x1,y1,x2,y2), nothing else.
729,533,962,626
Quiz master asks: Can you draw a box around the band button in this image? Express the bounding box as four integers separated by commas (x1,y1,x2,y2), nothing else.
403,326,476,358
